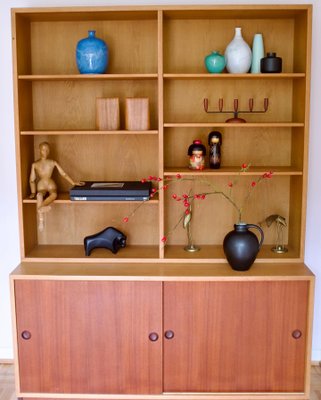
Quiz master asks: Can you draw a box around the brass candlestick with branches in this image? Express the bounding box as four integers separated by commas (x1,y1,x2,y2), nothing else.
260,214,288,254
183,190,200,252
204,97,269,123
122,165,273,247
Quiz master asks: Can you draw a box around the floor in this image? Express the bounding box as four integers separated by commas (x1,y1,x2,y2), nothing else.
0,365,15,400
0,363,320,400
310,365,321,399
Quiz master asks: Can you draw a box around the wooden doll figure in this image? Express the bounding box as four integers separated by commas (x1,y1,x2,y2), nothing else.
188,140,206,170
29,141,84,229
208,131,222,169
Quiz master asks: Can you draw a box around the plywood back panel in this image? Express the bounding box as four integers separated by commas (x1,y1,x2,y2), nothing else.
164,18,294,73
288,176,303,257
164,127,292,168
37,203,158,245
164,176,290,246
30,19,158,74
14,14,32,75
32,80,158,130
33,135,158,192
164,80,294,123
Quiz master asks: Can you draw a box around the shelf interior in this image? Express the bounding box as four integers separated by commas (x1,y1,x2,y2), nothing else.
18,80,158,131
22,244,299,262
162,10,308,74
164,127,304,172
12,5,310,263
15,15,159,75
163,79,304,124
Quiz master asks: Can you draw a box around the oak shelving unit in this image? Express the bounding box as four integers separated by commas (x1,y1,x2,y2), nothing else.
11,5,312,263
10,5,314,400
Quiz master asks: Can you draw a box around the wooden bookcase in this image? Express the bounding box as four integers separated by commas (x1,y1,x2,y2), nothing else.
10,5,315,400
12,5,312,264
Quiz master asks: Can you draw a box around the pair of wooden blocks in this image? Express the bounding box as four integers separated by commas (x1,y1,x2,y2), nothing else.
96,98,150,131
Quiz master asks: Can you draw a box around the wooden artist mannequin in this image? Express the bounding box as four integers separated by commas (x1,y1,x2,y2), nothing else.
29,141,84,229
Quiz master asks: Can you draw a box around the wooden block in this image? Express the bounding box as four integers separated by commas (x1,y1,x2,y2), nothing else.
96,98,120,130
125,98,150,131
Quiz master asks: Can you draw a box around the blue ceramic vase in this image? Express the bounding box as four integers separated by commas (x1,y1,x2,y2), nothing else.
251,33,264,73
76,30,108,74
204,51,226,73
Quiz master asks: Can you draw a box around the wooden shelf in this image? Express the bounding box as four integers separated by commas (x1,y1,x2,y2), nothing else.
22,244,300,264
163,73,306,79
13,8,158,21
164,166,303,176
23,192,159,204
12,261,313,279
20,130,158,135
164,122,305,128
19,74,158,80
162,5,311,20
24,244,159,262
164,245,300,263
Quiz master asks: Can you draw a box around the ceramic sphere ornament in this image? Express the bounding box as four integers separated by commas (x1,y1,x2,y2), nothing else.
224,27,252,74
76,30,109,74
204,51,226,73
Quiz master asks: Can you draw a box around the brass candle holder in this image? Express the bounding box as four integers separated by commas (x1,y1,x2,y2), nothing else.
204,97,269,123
260,214,288,254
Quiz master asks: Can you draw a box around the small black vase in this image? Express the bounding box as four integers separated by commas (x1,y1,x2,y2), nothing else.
261,52,282,73
223,223,264,271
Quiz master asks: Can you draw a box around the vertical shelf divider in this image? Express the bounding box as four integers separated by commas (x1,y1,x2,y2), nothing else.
158,10,164,259
300,5,313,261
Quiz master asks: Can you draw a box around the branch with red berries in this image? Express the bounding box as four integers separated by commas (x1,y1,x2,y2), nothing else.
122,165,273,245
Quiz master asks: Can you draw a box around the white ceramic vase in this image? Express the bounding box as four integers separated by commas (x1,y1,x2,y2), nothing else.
225,27,252,74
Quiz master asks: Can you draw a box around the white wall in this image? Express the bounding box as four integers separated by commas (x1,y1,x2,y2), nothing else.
0,0,320,361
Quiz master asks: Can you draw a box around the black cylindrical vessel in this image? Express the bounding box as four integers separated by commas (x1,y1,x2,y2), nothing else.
261,52,282,73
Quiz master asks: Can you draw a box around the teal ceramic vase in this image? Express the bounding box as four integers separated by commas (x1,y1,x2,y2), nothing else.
204,51,226,73
251,33,264,73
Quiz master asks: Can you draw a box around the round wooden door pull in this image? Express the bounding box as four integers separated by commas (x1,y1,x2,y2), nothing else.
165,330,175,339
21,330,32,340
292,329,302,339
149,332,159,342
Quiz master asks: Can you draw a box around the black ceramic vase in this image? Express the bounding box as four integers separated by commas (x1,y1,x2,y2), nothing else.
223,223,264,271
260,52,282,73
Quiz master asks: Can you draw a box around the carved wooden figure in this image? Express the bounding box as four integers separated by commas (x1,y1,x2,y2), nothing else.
29,142,84,229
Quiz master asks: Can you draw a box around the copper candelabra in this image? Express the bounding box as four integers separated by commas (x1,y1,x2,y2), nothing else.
203,97,269,123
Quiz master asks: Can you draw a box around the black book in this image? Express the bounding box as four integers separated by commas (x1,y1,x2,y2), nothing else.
70,181,151,201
